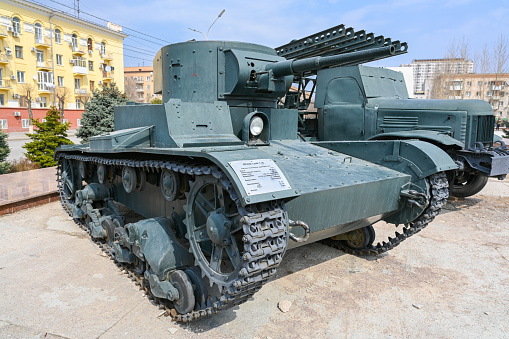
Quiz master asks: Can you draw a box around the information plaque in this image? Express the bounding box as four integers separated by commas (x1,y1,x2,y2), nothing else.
228,159,291,196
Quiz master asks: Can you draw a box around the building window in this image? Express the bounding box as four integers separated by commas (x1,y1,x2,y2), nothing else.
88,61,93,71
146,76,150,81
56,54,63,66
37,71,53,91
87,38,93,52
476,92,480,96
76,99,81,109
0,94,4,106
147,85,150,90
22,119,30,128
35,23,43,43
100,42,106,55
90,81,94,91
465,92,470,97
58,76,64,87
55,29,61,43
71,34,78,49
0,119,7,129
77,119,82,127
40,96,47,108
467,81,472,87
15,45,23,59
138,93,144,98
17,71,25,83
124,77,127,81
75,78,80,89
62,119,68,124
36,50,43,62
12,17,21,34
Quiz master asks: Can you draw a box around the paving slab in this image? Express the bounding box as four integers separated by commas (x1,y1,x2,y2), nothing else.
0,177,508,338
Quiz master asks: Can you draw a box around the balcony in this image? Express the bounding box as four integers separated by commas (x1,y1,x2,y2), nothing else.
491,85,503,91
75,88,88,96
492,96,501,100
36,60,52,70
102,71,114,80
136,87,144,92
0,26,7,39
71,59,88,75
449,86,463,91
34,36,51,48
38,82,54,93
136,79,144,84
0,79,11,90
0,54,9,64
72,45,86,55
100,52,113,61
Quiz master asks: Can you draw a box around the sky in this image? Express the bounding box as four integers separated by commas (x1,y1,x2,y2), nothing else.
29,0,509,69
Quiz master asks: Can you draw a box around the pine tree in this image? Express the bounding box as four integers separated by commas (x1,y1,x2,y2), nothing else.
23,106,73,168
76,82,128,143
0,130,10,174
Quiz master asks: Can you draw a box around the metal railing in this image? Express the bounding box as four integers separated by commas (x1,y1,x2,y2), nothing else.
35,36,50,46
100,52,113,60
103,71,114,79
70,58,87,67
0,79,11,88
75,88,88,95
36,60,53,69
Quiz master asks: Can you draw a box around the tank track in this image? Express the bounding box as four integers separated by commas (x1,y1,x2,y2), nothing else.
56,153,288,322
322,172,449,256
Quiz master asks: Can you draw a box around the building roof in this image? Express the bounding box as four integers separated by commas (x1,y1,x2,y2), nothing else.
6,0,128,39
125,66,154,73
412,58,472,63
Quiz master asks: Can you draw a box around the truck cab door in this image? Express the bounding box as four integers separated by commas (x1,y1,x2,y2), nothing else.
318,77,366,141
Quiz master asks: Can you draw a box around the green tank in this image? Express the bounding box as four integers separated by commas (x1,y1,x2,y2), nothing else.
275,25,509,197
56,36,455,321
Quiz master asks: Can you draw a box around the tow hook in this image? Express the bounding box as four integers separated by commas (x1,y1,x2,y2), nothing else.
289,220,310,243
400,189,429,209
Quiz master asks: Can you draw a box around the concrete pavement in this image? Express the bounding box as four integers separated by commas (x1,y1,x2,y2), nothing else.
0,177,508,338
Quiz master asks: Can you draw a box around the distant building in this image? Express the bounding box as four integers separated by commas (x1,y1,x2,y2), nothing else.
0,0,127,132
401,58,474,98
124,66,160,103
437,73,509,119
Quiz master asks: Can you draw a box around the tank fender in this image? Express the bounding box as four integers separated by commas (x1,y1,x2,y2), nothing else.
314,140,458,180
126,217,194,281
494,134,503,143
368,130,465,149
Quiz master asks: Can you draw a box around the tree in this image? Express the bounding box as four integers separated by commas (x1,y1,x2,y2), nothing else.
23,106,73,168
18,83,37,132
76,82,128,143
0,130,10,174
150,97,162,104
124,76,138,101
55,86,72,119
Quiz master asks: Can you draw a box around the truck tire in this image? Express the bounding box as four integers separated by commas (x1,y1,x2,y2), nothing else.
451,173,489,198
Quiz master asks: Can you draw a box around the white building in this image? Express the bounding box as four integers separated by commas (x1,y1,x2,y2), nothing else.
400,58,474,97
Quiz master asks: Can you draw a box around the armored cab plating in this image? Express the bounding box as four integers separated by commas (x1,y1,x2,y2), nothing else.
56,36,454,321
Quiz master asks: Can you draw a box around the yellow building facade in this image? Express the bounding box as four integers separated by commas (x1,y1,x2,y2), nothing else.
0,0,127,110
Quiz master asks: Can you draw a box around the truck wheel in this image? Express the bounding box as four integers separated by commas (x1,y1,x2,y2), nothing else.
451,173,489,198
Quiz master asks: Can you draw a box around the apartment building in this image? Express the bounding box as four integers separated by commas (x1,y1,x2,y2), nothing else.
0,0,127,131
124,66,160,103
440,73,509,119
401,58,474,98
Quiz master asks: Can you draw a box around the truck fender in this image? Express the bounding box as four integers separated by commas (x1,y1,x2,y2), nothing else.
368,130,464,149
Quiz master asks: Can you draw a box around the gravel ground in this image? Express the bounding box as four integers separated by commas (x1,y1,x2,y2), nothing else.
0,177,508,338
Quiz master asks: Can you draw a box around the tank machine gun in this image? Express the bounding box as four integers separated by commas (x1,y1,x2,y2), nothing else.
276,25,509,197
56,34,455,321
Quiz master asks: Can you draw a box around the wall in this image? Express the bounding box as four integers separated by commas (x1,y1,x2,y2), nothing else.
0,107,83,132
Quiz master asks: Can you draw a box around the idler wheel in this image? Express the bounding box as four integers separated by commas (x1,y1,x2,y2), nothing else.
340,225,375,250
78,161,87,179
97,164,110,184
170,270,195,314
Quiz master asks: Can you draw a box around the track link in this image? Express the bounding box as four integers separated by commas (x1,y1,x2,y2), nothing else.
56,153,288,322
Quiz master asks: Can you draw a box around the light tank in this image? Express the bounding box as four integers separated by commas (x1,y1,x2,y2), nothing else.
56,33,455,321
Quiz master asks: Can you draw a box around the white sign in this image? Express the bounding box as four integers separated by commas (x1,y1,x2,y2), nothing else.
229,159,291,196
